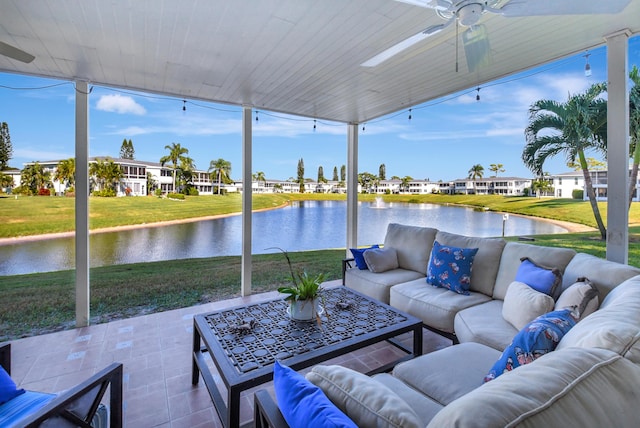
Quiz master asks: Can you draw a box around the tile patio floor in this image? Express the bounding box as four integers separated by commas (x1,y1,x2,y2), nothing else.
7,283,452,427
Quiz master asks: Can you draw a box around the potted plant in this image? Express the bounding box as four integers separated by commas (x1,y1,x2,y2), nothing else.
271,247,326,321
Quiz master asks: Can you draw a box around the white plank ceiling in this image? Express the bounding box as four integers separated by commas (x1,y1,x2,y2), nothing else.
0,0,639,123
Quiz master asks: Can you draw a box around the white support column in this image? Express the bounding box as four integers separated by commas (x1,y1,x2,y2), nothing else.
241,106,253,296
346,123,359,255
75,81,90,327
605,30,631,264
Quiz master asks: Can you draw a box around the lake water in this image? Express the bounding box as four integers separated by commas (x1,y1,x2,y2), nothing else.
0,201,566,275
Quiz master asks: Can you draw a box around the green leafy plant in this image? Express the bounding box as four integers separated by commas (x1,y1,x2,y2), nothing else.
270,247,325,302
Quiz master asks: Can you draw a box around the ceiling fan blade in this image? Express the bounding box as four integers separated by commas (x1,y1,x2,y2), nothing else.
361,21,451,67
499,0,631,17
0,41,35,63
462,25,491,72
393,0,451,11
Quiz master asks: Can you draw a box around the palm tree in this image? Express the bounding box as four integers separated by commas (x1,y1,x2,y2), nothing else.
489,163,504,177
0,172,13,192
254,171,266,184
468,164,484,194
20,162,52,195
55,158,75,191
159,143,190,193
208,158,232,195
400,176,413,193
90,158,123,193
523,83,608,239
628,65,640,207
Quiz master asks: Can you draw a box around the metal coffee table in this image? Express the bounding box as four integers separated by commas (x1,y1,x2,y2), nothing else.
192,287,423,428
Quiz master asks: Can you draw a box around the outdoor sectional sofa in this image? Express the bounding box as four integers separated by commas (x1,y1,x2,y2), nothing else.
254,222,640,427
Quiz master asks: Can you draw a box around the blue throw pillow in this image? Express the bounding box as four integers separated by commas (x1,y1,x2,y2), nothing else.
484,308,578,382
514,257,562,296
426,241,478,295
350,245,380,270
0,366,25,405
273,361,357,428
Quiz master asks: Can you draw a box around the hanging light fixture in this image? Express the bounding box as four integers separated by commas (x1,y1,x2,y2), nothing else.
408,108,412,121
255,110,259,122
182,100,186,111
583,52,592,77
313,119,317,131
476,87,481,101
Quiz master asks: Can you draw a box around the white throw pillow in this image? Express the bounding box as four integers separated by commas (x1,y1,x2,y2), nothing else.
363,247,399,273
555,277,599,320
306,365,422,428
502,281,555,330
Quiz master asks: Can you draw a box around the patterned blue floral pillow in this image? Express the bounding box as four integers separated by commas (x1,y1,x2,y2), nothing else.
426,241,478,295
484,308,578,382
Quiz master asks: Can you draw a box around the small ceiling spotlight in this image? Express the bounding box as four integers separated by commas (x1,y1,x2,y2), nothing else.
182,100,186,111
476,87,481,101
584,52,592,77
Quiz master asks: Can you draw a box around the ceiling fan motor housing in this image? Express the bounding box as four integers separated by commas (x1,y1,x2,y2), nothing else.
457,3,484,26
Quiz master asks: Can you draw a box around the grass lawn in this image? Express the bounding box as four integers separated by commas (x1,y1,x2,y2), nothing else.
2,193,640,340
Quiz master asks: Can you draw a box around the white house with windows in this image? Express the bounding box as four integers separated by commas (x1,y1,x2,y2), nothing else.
450,177,532,196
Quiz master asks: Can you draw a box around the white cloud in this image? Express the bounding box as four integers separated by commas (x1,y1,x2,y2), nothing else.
14,147,72,163
96,94,146,115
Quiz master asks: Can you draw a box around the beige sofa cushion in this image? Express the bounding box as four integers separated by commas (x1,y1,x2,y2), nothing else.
390,278,491,334
434,231,506,296
554,277,599,319
493,242,576,300
392,342,501,406
384,223,438,273
557,275,640,364
306,365,422,428
502,281,554,330
363,247,399,273
372,373,443,427
561,252,640,301
455,300,518,351
426,347,640,428
345,268,424,304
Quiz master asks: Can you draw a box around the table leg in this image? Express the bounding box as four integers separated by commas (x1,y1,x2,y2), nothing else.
227,386,241,428
192,320,201,385
413,325,423,357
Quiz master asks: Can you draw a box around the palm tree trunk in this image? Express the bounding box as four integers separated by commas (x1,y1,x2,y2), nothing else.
217,172,222,195
172,169,177,193
579,151,607,240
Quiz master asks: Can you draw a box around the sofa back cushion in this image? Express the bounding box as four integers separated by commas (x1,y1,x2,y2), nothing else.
561,252,640,301
433,231,506,296
493,242,575,300
383,223,437,273
426,348,640,428
557,275,640,364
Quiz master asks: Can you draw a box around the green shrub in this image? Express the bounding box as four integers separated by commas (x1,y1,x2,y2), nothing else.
167,192,185,200
92,189,116,197
155,188,163,197
187,187,199,196
572,189,584,200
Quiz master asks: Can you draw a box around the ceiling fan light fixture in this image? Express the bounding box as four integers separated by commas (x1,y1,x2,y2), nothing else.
583,52,592,76
457,3,483,27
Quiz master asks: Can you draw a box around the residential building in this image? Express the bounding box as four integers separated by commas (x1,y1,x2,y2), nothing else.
451,177,532,196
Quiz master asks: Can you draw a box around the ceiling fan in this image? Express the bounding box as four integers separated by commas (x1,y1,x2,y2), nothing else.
0,40,35,63
362,0,632,71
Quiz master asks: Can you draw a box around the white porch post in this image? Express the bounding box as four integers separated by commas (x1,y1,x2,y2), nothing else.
346,123,358,255
241,106,253,296
605,30,631,264
75,81,90,327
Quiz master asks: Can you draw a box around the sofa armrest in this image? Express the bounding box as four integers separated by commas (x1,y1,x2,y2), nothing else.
0,343,10,374
342,258,355,285
18,362,124,428
254,389,289,428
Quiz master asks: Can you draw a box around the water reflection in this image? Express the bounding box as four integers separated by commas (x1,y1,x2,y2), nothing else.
0,201,566,275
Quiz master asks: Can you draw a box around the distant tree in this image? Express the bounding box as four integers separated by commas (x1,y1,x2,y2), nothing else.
532,177,554,198
467,164,484,194
317,166,326,183
297,158,305,193
273,183,283,193
332,166,339,181
489,163,505,177
358,172,377,193
208,158,232,195
55,158,76,190
21,162,52,195
523,83,607,239
254,171,266,184
160,142,190,193
0,172,14,192
0,122,13,170
119,138,135,159
90,157,123,193
379,164,386,181
400,175,413,193
177,156,196,193
567,157,606,171
340,165,346,182
146,171,157,195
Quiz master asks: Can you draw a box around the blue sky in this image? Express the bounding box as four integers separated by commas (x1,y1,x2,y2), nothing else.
1,36,639,182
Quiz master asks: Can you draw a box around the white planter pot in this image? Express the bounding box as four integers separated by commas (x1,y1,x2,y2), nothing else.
288,298,320,321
